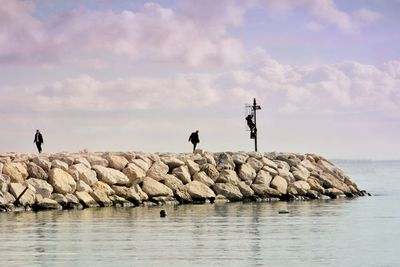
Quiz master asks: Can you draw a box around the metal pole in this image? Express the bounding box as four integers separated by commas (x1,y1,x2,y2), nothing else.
253,98,257,152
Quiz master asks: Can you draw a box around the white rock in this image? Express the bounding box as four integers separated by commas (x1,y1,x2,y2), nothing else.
32,157,51,172
251,184,281,197
216,169,240,185
122,163,146,185
246,157,263,172
75,191,99,208
213,183,243,201
185,159,200,175
270,176,288,194
68,164,98,185
2,162,28,183
200,163,219,181
141,177,173,197
27,162,48,180
92,165,129,185
184,181,216,199
77,180,93,193
237,181,255,198
91,181,115,196
146,161,169,181
51,160,69,171
74,157,91,168
253,170,273,185
106,155,129,170
26,178,53,198
193,171,214,187
85,155,108,167
161,157,185,169
49,168,77,194
232,153,248,165
238,163,256,182
261,157,278,169
172,165,191,184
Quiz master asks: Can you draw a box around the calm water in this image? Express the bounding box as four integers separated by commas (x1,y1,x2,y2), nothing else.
1,161,399,267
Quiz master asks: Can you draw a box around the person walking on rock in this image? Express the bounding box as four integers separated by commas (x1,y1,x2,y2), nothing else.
188,130,200,153
34,129,44,153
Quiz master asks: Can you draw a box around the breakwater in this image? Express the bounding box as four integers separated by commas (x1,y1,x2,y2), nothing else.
0,151,368,212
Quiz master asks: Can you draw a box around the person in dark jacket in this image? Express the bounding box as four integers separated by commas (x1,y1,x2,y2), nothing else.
188,130,200,153
34,129,44,153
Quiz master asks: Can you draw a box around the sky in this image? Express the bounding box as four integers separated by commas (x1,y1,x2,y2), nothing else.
0,0,399,159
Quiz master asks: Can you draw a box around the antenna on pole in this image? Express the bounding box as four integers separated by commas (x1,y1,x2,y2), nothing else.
245,98,261,152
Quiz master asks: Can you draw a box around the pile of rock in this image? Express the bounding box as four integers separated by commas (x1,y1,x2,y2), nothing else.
0,151,368,212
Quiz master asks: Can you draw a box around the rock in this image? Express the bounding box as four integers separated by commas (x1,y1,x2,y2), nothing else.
253,170,273,185
185,181,216,199
27,162,48,180
204,153,216,165
184,159,200,176
213,183,243,201
49,168,77,194
201,163,220,181
299,159,316,172
75,191,99,208
91,181,115,196
270,176,288,194
50,193,68,207
32,157,51,172
85,155,108,167
92,165,129,185
251,184,282,197
162,174,184,190
317,173,351,193
306,190,320,199
216,169,240,185
2,162,28,183
0,174,10,193
307,178,325,193
26,178,53,198
232,153,248,165
290,181,311,195
277,168,295,183
275,160,290,171
262,165,278,176
76,180,93,193
9,183,36,206
217,153,235,169
88,191,112,207
111,185,142,203
193,171,214,187
238,163,256,182
122,163,146,185
74,157,91,168
68,164,98,185
130,158,151,172
146,161,169,181
261,157,278,169
104,155,128,170
141,177,173,197
172,165,191,184
35,198,62,210
108,195,133,207
0,162,3,174
325,188,345,198
65,193,81,209
49,155,74,166
161,157,185,169
247,157,263,172
292,165,310,181
237,181,255,198
131,184,149,202
51,160,69,171
2,191,16,204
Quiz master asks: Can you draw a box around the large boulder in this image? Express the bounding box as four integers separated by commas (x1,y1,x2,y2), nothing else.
146,161,169,181
270,176,288,194
85,155,108,167
317,173,351,193
49,168,77,194
185,159,200,175
172,165,191,184
193,171,214,187
161,157,185,169
9,183,36,206
76,180,93,193
27,162,48,180
122,163,146,185
201,163,220,181
292,165,310,181
35,198,62,210
237,181,255,198
251,184,281,197
68,164,98,185
111,185,143,203
75,191,99,208
253,170,273,185
261,157,278,169
238,163,256,182
162,174,184,190
130,158,151,172
73,157,91,168
105,155,129,170
2,162,28,183
216,169,240,185
289,181,311,195
0,174,10,193
89,190,113,207
247,157,263,172
91,181,115,196
184,181,216,199
141,177,173,197
213,183,243,201
32,157,51,172
307,178,325,193
277,168,295,183
232,153,248,165
26,178,53,198
92,165,129,185
51,160,69,171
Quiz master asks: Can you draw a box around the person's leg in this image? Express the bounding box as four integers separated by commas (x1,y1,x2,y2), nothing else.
193,143,197,153
37,143,42,153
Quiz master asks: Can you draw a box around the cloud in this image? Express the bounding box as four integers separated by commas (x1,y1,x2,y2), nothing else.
0,0,246,68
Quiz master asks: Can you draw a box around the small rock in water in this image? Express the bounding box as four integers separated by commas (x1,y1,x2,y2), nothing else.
160,210,167,217
278,210,289,214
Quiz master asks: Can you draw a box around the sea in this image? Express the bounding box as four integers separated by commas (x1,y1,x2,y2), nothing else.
0,160,399,267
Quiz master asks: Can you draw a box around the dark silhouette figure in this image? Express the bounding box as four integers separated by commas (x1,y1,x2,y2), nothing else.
188,130,200,152
246,114,255,131
34,129,44,153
